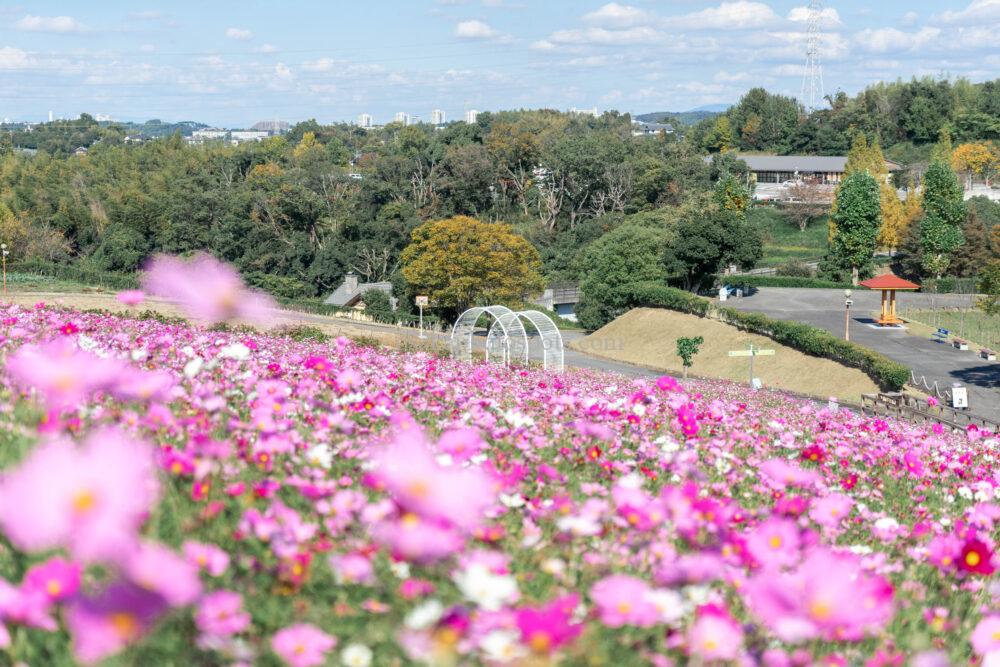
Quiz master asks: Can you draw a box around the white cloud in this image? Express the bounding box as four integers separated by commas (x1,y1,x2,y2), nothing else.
455,19,497,38
257,44,278,53
854,26,941,53
14,15,85,33
936,0,1000,25
669,2,780,30
274,63,293,80
583,3,650,28
225,27,253,40
548,26,662,45
787,5,842,26
900,11,919,27
0,46,34,70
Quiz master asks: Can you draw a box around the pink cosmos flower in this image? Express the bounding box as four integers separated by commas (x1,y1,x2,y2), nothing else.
742,548,894,642
372,429,496,531
972,615,1000,656
122,541,202,607
183,541,231,577
0,428,159,561
5,338,125,410
372,513,465,564
590,575,659,628
271,623,337,667
329,553,376,585
65,583,168,665
809,493,854,530
515,594,583,654
745,517,802,570
142,252,275,325
23,557,81,603
116,290,145,307
196,591,251,637
687,606,743,661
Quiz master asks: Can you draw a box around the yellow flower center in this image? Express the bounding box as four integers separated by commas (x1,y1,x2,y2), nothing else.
46,580,61,596
966,551,981,567
407,480,429,499
109,612,140,639
617,602,631,614
528,631,551,653
768,535,782,549
401,512,420,528
809,600,832,621
72,490,96,514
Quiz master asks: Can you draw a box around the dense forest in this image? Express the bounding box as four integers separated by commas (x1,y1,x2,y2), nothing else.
0,76,997,311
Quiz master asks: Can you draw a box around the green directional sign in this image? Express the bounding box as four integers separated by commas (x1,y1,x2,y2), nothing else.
727,344,774,386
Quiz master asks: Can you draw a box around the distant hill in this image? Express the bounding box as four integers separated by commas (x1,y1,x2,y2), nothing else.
635,104,731,126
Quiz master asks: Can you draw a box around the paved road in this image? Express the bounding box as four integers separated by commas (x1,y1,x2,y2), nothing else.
723,288,1000,421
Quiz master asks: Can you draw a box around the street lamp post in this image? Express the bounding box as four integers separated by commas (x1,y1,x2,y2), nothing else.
844,289,853,341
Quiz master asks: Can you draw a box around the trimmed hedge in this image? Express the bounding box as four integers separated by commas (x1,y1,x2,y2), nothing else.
921,277,979,294
9,260,140,290
715,306,910,391
617,281,712,317
726,275,854,289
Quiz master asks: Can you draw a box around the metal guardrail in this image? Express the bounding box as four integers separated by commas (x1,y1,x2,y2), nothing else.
861,391,1000,433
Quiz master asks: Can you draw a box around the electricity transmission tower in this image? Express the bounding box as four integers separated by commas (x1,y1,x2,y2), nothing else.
800,0,826,112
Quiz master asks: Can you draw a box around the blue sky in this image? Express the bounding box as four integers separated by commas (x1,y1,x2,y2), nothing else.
0,1,997,127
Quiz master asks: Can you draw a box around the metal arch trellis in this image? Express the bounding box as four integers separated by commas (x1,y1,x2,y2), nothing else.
450,305,528,365
483,309,565,372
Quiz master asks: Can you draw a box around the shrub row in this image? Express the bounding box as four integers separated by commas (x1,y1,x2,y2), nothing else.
725,275,854,289
715,307,910,391
920,277,980,294
617,281,712,317
9,260,140,290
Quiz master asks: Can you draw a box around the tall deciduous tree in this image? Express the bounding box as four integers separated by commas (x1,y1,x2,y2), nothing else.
830,171,882,285
920,161,966,278
400,215,544,315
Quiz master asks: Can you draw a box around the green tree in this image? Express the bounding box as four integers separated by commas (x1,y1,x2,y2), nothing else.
713,174,751,215
703,116,734,153
920,160,966,277
977,261,1000,315
665,209,763,292
830,171,882,285
361,289,395,324
675,336,704,379
576,224,669,330
400,215,544,315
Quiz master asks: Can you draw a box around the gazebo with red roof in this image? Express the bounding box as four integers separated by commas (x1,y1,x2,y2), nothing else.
859,273,920,326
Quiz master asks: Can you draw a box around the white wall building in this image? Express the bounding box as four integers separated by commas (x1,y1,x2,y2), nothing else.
569,107,599,118
356,114,374,128
230,130,270,143
393,111,408,124
192,129,228,141
464,109,479,124
431,109,446,125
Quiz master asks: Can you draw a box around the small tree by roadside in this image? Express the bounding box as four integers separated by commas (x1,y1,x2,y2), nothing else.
977,261,1000,316
676,336,704,380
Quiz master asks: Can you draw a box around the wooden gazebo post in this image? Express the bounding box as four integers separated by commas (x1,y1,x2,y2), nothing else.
859,274,920,326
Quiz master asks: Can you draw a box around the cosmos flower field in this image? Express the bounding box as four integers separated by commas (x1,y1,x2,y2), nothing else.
0,258,999,666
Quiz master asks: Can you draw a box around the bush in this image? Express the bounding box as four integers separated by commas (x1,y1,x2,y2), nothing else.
775,261,814,278
274,325,330,343
729,275,854,289
715,307,909,391
244,272,310,300
361,290,395,324
922,277,979,294
9,260,139,290
616,282,711,317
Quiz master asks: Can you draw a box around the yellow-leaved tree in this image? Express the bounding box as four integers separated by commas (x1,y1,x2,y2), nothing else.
400,215,545,314
952,142,998,188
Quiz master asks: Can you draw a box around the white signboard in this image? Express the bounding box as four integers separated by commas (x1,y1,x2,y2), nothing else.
415,295,429,307
952,386,968,409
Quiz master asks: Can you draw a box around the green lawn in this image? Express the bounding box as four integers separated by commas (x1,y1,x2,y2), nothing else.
904,308,1000,350
0,272,110,294
749,207,829,268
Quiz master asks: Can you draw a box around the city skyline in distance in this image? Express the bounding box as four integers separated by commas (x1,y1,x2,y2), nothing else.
0,1,996,127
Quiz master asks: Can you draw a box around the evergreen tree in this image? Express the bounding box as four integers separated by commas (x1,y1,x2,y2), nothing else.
920,161,966,278
830,171,882,285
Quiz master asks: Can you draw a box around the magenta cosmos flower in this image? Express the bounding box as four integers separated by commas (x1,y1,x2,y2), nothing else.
5,338,126,410
590,575,660,628
65,582,168,665
271,623,337,667
745,516,802,570
0,428,159,561
687,606,744,661
971,615,1000,657
142,252,276,325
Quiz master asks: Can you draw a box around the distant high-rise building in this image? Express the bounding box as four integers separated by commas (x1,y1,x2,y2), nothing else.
393,111,408,124
48,111,53,122
464,109,479,124
569,107,599,118
356,114,374,128
406,114,420,126
431,109,446,125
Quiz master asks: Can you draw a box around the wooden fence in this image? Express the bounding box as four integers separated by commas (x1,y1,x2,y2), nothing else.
860,392,1000,433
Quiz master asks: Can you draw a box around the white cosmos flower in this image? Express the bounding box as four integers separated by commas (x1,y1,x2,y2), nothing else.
305,444,333,469
453,565,518,611
646,588,684,625
341,643,373,667
480,630,525,663
219,342,250,360
183,357,204,378
405,599,444,630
